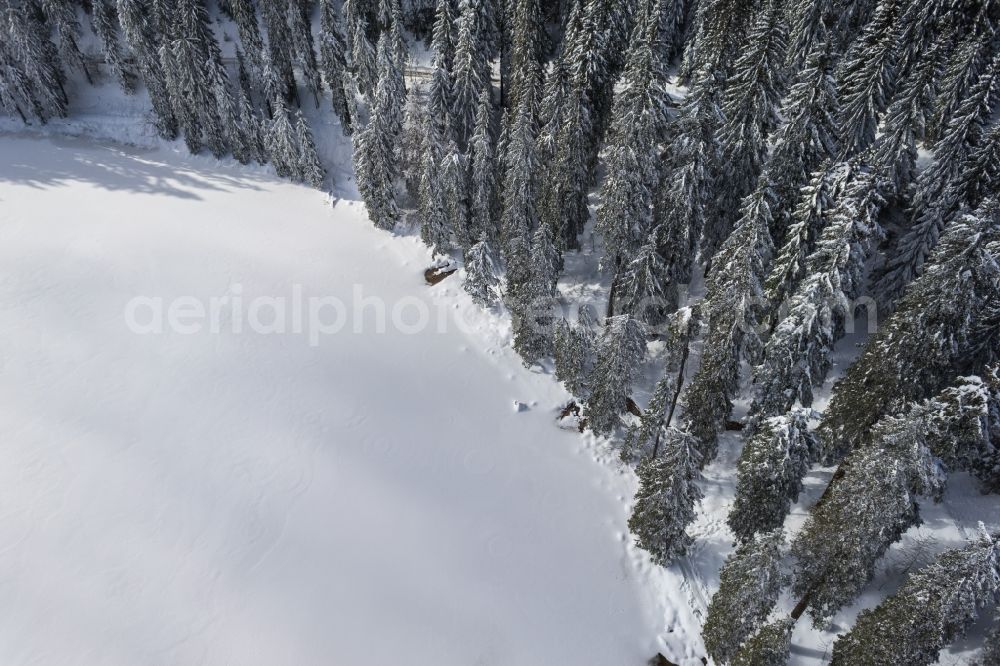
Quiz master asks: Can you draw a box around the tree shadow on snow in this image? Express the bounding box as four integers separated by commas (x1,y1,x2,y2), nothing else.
0,134,270,201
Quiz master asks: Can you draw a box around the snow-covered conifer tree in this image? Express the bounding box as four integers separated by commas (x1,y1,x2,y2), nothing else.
286,0,324,105
628,427,702,565
296,111,326,188
319,0,354,134
430,0,456,71
830,530,1000,666
728,409,817,542
2,0,67,122
585,315,646,436
463,236,501,306
468,89,499,243
730,618,794,666
451,0,488,148
116,0,177,136
748,164,884,423
679,184,772,462
400,84,428,199
790,374,999,623
512,223,560,365
553,317,593,399
354,34,404,230
350,17,377,99
621,308,698,463
835,0,907,156
713,0,788,247
439,138,470,248
874,51,1000,303
260,0,299,104
821,198,1000,457
757,42,839,239
268,97,303,180
38,0,89,83
702,529,785,664
91,0,136,93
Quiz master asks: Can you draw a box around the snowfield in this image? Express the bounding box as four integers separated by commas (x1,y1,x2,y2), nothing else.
0,135,701,666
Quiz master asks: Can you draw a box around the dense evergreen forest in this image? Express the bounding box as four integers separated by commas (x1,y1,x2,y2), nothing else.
3,0,1000,661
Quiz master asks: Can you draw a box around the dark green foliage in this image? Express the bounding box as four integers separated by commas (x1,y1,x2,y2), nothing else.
730,618,794,666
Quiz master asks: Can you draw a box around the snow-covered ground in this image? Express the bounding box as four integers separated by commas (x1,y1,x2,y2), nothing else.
0,134,709,665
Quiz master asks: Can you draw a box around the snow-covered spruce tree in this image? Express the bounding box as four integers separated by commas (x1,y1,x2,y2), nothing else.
711,0,788,254
553,316,593,399
38,0,89,83
2,0,67,122
468,89,499,244
418,143,451,251
504,0,544,113
319,0,354,133
923,371,1000,492
237,86,267,164
0,38,40,122
161,0,227,157
680,0,759,81
585,315,646,436
621,307,699,462
678,185,772,462
535,55,570,181
702,529,785,664
764,161,853,310
925,12,999,146
536,72,591,251
350,17,378,99
439,138,470,249
874,51,1000,304
789,374,1000,624
430,0,456,72
729,618,794,666
978,613,1000,666
463,235,501,307
598,0,674,317
615,228,675,326
354,33,404,230
834,0,907,157
260,0,299,105
426,50,454,145
116,0,177,137
784,0,872,73
268,96,303,180
820,198,1000,458
451,0,489,148
400,84,427,200
830,530,1000,666
960,121,1000,211
628,427,702,566
755,41,840,241
512,223,561,365
648,70,721,295
207,57,258,165
295,111,325,188
748,164,884,424
499,57,542,316
91,0,136,94
728,409,817,543
286,0,324,105
229,0,265,82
